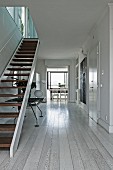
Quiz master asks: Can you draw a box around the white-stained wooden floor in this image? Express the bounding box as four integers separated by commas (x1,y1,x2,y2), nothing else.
0,102,113,169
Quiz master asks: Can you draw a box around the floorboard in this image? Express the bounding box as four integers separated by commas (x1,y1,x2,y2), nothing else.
0,102,113,170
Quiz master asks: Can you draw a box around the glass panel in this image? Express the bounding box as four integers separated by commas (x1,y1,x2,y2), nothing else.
51,73,64,88
6,7,38,38
6,7,14,18
27,9,38,38
48,72,68,89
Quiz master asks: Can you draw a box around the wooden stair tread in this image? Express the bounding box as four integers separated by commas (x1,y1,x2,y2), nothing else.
1,79,28,83
21,42,37,44
7,68,31,71
0,93,24,97
4,73,29,76
15,56,34,58
22,43,37,45
22,38,38,44
20,46,37,48
0,124,16,131
19,49,36,51
20,42,36,44
20,43,36,45
17,49,35,51
0,112,19,118
18,46,36,51
0,86,26,89
15,54,34,57
0,137,12,148
16,51,35,54
0,103,22,106
13,59,33,62
10,63,32,66
0,137,12,143
17,48,35,53
17,51,35,54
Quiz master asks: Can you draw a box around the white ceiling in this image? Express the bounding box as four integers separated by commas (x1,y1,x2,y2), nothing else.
0,0,113,59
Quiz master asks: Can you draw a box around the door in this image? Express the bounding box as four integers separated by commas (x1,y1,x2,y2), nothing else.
89,43,100,122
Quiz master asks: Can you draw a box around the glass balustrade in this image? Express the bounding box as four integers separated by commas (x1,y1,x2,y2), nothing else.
6,7,38,38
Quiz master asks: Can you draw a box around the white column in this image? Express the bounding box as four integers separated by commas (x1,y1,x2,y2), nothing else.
68,59,76,102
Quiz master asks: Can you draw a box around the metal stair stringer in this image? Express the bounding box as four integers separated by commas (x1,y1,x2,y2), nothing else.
9,39,40,157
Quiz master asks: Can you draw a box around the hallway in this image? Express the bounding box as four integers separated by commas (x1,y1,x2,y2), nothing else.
0,102,113,169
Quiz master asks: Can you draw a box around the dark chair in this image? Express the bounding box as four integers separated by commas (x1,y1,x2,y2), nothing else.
6,90,44,127
28,90,44,127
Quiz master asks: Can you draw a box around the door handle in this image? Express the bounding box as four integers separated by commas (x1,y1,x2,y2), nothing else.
90,87,94,88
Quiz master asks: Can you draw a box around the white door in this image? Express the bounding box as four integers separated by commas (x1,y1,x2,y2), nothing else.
89,43,100,122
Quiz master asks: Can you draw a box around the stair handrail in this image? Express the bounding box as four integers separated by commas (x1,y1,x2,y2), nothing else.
10,38,40,157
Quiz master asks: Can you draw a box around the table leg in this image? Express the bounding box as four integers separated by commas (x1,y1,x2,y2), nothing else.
29,104,39,127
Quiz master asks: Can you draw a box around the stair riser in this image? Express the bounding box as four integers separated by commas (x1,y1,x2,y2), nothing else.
10,63,32,66
7,68,31,71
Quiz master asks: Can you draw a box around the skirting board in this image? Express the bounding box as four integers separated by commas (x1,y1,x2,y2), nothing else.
68,100,75,103
98,118,113,133
79,102,88,112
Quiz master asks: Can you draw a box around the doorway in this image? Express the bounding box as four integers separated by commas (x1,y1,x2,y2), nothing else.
47,68,68,101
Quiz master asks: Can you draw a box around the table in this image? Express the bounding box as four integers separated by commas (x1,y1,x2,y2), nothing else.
49,88,68,100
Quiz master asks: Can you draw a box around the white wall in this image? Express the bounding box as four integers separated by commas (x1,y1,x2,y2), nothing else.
35,59,76,102
81,6,111,132
109,4,113,131
0,7,22,76
69,59,76,102
35,59,47,98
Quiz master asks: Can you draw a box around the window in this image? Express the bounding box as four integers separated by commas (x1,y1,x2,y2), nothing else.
47,71,68,89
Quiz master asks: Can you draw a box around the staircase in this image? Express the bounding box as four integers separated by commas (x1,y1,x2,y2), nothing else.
0,38,39,156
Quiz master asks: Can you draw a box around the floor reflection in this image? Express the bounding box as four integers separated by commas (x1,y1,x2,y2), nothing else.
46,102,69,128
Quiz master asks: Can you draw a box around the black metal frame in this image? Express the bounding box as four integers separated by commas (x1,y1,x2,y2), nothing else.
6,97,44,127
